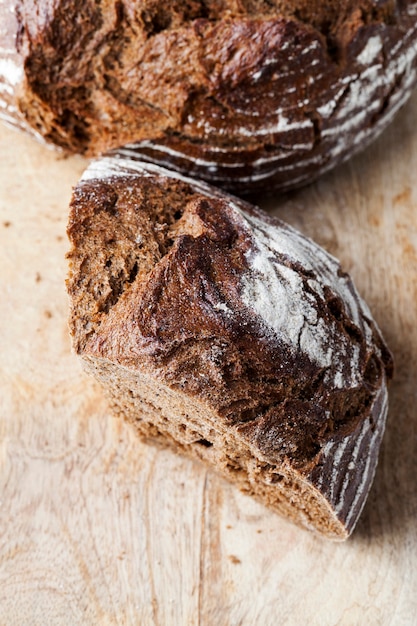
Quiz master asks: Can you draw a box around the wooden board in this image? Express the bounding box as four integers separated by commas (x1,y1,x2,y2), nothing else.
1,92,417,625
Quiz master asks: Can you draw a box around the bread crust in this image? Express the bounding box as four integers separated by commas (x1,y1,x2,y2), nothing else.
67,153,393,538
2,1,417,190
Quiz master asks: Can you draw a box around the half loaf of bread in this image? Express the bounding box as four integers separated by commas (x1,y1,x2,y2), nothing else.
67,152,393,539
2,1,417,191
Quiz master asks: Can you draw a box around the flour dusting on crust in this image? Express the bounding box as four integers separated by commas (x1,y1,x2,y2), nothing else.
239,211,372,389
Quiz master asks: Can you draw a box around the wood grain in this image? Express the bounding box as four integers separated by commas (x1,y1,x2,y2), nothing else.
1,92,417,625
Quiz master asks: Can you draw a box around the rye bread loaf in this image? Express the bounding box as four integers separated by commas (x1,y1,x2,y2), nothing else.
66,151,393,539
2,2,417,192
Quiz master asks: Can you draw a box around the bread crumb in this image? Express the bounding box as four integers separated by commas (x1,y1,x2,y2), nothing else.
228,555,241,565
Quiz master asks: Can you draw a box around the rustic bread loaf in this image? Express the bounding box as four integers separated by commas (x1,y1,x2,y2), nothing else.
67,151,393,539
2,2,417,192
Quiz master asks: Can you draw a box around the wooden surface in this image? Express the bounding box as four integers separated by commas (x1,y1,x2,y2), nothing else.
1,92,417,625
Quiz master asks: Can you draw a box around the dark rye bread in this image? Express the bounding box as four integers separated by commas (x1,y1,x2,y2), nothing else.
67,152,393,539
2,2,417,192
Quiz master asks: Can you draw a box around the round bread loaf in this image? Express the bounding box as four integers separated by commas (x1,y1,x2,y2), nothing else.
67,151,393,539
1,2,417,192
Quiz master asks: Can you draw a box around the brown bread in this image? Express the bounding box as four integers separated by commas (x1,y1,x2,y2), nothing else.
67,152,393,539
1,1,417,191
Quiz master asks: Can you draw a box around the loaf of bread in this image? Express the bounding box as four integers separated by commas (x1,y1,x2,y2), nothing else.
2,1,417,192
67,151,393,539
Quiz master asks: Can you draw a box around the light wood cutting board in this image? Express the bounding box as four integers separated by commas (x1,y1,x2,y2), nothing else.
0,91,417,626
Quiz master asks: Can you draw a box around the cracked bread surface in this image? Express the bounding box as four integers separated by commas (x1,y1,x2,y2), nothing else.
67,153,393,539
2,1,417,191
